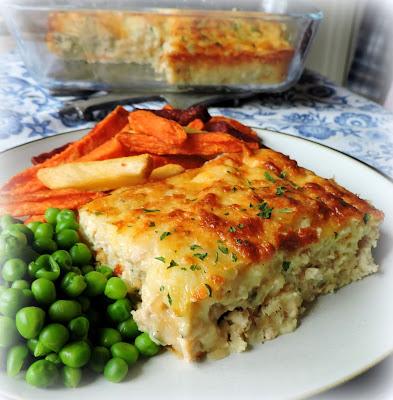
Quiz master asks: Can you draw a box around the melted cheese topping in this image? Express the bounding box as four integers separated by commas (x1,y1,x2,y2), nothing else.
80,149,383,318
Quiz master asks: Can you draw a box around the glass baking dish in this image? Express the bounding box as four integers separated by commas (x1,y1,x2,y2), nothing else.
2,0,322,93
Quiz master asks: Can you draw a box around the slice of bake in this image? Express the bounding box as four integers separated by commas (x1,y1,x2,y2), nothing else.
79,148,383,360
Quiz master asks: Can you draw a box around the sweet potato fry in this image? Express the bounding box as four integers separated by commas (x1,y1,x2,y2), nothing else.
150,155,206,169
0,192,103,217
78,137,129,161
205,116,259,142
1,106,129,194
187,119,205,131
117,131,258,156
128,110,187,146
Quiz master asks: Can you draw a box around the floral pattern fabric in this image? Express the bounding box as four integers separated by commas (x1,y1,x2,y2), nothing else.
1,52,392,177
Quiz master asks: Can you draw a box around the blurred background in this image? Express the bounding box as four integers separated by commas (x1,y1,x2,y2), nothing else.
0,0,392,109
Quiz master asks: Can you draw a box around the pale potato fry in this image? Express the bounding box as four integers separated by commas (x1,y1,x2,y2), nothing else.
37,155,152,191
150,164,185,181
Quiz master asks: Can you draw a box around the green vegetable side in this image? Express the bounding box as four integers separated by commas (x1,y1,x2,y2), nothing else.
0,208,160,388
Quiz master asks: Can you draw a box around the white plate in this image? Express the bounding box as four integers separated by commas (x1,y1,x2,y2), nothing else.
0,129,392,400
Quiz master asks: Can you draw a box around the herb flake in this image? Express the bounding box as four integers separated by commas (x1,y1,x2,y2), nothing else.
205,284,212,297
190,244,202,251
143,208,160,213
160,231,171,240
190,264,201,271
228,226,236,233
231,253,238,262
282,261,291,271
155,256,166,263
218,245,229,254
264,171,276,183
276,186,286,196
257,201,273,219
194,252,208,261
167,260,178,269
363,213,370,224
167,293,172,306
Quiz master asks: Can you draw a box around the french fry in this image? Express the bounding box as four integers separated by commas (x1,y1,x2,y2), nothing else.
37,155,153,191
187,119,205,131
150,164,185,181
128,110,187,145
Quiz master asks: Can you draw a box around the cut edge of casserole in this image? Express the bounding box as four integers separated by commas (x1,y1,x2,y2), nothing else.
79,148,383,361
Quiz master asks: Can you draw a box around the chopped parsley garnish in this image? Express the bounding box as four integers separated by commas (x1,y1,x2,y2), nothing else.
231,253,238,262
94,211,103,216
224,212,230,216
282,261,291,271
155,256,166,263
190,244,202,251
167,260,178,269
257,201,273,219
148,221,156,227
235,238,243,244
143,208,160,213
363,213,370,224
218,244,229,254
232,186,238,192
190,264,201,271
334,232,338,239
249,203,254,208
237,223,244,229
246,179,255,190
215,251,219,263
205,284,212,297
194,252,208,261
160,231,171,240
280,171,287,179
159,285,165,292
264,171,276,183
276,186,286,196
181,267,187,271
290,181,300,189
276,208,294,213
228,226,236,233
167,293,172,306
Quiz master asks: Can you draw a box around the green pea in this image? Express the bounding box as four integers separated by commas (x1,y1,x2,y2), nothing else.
39,323,70,353
7,344,29,377
81,265,94,275
88,346,111,373
51,249,73,271
31,278,56,306
27,338,39,354
59,341,91,368
34,223,54,240
0,288,26,317
104,277,127,300
68,316,89,339
96,265,113,279
49,300,82,323
33,237,57,254
0,215,19,230
62,365,82,388
56,229,79,250
33,340,51,357
118,318,139,340
2,258,27,282
0,231,27,258
22,288,34,305
110,342,139,366
25,359,59,388
0,316,18,347
71,266,82,275
26,221,41,234
107,298,132,323
104,357,128,383
11,279,30,290
15,306,46,339
98,328,122,348
30,255,60,281
84,271,107,297
56,220,79,233
45,353,62,365
4,224,34,244
56,209,77,225
61,272,87,297
134,332,160,357
77,296,90,312
70,243,92,266
45,208,60,225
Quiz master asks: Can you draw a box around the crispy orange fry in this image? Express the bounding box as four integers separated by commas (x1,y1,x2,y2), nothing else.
0,192,103,217
207,116,259,142
187,119,204,131
78,137,129,161
117,132,258,156
128,110,187,146
1,106,129,195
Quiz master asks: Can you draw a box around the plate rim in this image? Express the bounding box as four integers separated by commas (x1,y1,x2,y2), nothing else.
0,128,392,400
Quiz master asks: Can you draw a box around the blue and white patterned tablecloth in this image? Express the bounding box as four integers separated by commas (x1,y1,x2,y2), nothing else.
1,51,393,177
